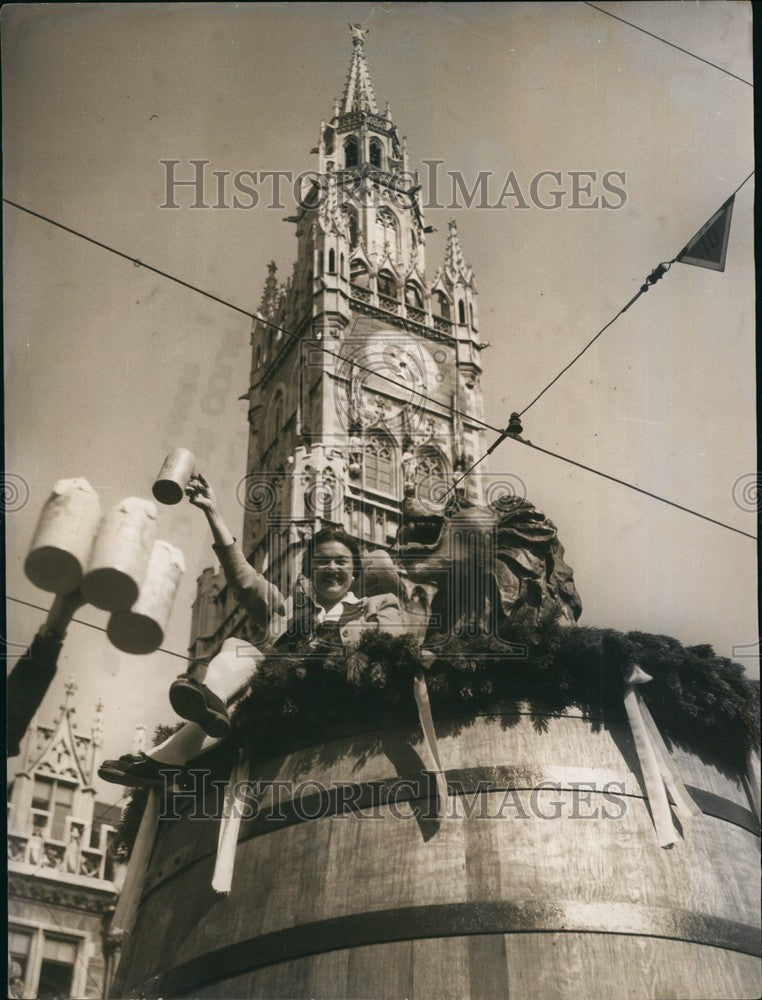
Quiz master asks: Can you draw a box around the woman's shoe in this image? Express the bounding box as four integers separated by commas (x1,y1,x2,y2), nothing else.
98,752,177,790
169,676,231,739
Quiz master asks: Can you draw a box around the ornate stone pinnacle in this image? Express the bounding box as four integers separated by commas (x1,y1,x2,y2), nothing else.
341,22,379,114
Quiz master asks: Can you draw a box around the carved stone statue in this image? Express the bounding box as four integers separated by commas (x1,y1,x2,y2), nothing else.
350,22,368,46
397,488,582,642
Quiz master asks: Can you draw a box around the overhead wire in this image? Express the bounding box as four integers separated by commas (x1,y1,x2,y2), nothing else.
519,169,755,417
2,195,755,542
583,2,753,87
509,435,757,541
7,596,189,661
2,198,494,435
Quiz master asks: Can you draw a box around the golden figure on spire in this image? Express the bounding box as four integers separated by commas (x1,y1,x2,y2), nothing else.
349,21,369,46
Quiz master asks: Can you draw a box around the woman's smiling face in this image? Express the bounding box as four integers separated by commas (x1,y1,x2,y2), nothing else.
311,540,356,610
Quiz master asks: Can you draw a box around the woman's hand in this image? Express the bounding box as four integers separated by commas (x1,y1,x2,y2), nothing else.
186,473,235,547
185,473,217,514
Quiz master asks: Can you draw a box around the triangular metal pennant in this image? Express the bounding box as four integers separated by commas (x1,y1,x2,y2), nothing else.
676,196,735,271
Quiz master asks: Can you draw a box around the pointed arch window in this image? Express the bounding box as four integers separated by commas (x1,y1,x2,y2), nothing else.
369,138,383,169
32,776,75,842
323,127,334,156
415,446,449,503
376,207,399,258
350,259,370,289
344,136,359,169
433,291,450,320
328,249,336,274
322,467,339,521
458,300,466,324
302,465,317,516
377,270,397,300
364,435,397,495
405,282,423,309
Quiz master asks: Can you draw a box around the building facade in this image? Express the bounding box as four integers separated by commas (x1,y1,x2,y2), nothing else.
7,681,123,1000
190,26,488,662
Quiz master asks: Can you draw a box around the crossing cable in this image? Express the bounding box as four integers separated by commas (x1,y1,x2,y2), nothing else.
583,2,753,87
7,596,190,661
3,200,754,541
444,430,756,541
509,435,757,541
2,198,494,435
519,169,755,418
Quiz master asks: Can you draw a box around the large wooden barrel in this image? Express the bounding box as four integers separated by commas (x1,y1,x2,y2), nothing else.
115,707,761,999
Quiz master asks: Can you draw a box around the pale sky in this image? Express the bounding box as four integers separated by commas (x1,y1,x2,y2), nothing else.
3,2,756,805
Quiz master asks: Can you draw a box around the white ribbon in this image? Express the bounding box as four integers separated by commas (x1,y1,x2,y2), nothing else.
212,754,251,894
413,668,448,818
623,663,700,848
744,748,761,823
110,790,160,937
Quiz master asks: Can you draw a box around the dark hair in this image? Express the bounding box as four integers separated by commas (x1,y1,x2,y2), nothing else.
302,526,362,584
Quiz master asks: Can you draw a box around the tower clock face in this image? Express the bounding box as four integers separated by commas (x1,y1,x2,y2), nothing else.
337,329,444,435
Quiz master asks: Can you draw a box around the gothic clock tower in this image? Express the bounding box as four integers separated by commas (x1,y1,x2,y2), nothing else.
191,25,488,656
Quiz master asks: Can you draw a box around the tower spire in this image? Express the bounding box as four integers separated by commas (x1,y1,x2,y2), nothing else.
444,219,469,278
258,261,280,319
341,23,379,114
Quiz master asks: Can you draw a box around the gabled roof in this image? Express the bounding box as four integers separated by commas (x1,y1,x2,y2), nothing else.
28,681,94,787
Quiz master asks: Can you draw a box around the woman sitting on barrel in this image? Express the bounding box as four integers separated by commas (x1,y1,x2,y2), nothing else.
100,472,409,787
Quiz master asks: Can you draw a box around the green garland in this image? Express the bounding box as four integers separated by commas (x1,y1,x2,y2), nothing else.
229,622,759,771
115,626,759,859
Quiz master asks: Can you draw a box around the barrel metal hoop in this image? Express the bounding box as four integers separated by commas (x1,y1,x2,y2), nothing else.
130,901,762,997
140,769,759,899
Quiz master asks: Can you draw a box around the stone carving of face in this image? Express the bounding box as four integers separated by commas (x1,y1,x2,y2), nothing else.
311,540,356,611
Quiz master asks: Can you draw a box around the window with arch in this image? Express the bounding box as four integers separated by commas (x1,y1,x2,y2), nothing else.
369,138,383,169
340,253,345,277
469,302,475,328
350,259,370,289
433,291,450,320
377,270,397,300
364,435,397,494
344,136,359,169
301,465,316,515
31,775,75,842
376,207,399,257
415,446,448,502
405,282,423,309
318,250,324,274
322,467,339,521
323,127,334,156
458,300,466,324
328,249,336,273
